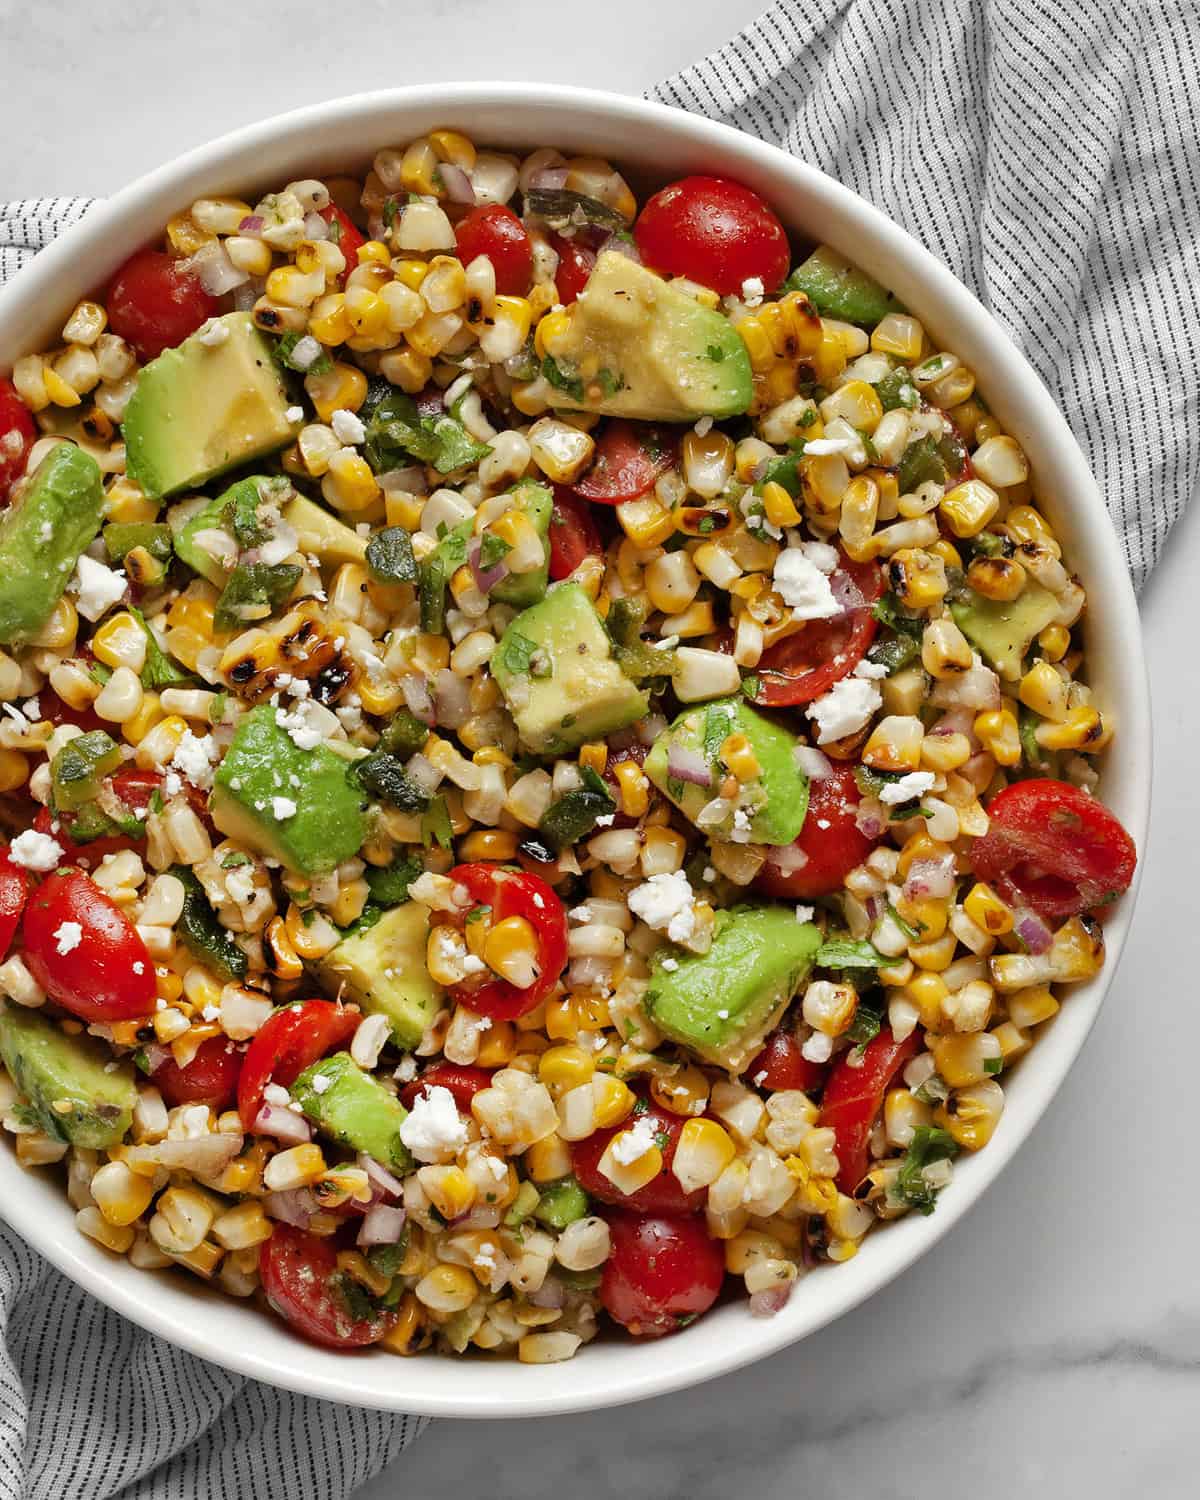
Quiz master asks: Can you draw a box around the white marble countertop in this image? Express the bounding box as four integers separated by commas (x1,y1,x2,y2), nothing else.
4,2,1196,1495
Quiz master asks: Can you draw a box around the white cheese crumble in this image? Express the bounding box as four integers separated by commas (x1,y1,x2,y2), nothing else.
399,1084,468,1162
803,436,854,456
660,957,679,972
801,1030,833,1064
53,921,82,955
275,701,324,751
195,318,229,348
740,276,765,307
393,1056,418,1083
311,1073,332,1095
853,658,889,680
271,796,297,821
612,1113,659,1165
806,676,882,745
70,554,127,621
878,771,936,806
285,405,304,423
795,905,815,923
331,408,367,446
8,830,64,872
773,549,840,619
171,730,217,788
800,540,840,573
628,870,697,945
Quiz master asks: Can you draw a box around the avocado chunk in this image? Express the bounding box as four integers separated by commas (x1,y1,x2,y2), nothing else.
534,1175,589,1229
283,495,367,568
786,245,902,328
123,312,300,500
0,1005,136,1149
951,581,1060,681
643,906,822,1072
644,697,809,847
292,1051,412,1173
210,703,367,876
0,444,104,647
314,901,441,1049
491,582,649,755
172,473,295,587
490,479,552,610
544,251,752,421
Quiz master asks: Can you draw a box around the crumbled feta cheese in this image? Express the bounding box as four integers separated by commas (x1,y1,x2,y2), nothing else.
274,702,324,750
806,677,882,745
693,415,714,436
171,730,217,788
285,405,304,423
311,1073,332,1095
132,961,145,975
271,796,297,821
773,549,840,619
53,921,82,955
70,554,127,621
803,436,854,456
1,703,30,732
255,519,299,567
163,770,183,798
740,276,765,307
878,771,936,805
795,905,815,923
393,1056,418,1083
800,541,840,573
853,658,889,679
569,905,593,923
399,1084,468,1162
331,408,367,446
8,830,64,872
195,318,230,348
461,954,486,975
594,813,616,828
201,1003,220,1022
628,870,697,945
37,522,52,544
288,335,322,371
350,1012,391,1070
801,1030,833,1064
660,957,679,972
612,1113,658,1165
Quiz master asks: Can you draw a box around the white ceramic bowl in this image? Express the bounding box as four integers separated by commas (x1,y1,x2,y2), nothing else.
0,84,1150,1417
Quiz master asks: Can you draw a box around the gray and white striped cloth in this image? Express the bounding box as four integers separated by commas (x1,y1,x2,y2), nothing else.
0,0,1196,1492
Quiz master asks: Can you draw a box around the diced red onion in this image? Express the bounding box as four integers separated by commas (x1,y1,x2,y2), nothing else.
666,742,712,787
468,536,510,594
529,166,570,191
929,708,975,740
865,893,885,922
855,799,886,839
238,214,265,236
187,240,250,297
401,674,436,725
144,1042,169,1074
263,1188,319,1228
453,1204,502,1230
378,465,428,495
830,568,868,615
1015,909,1053,955
358,1152,406,1200
404,753,443,797
357,1202,407,1247
439,163,476,204
303,210,329,241
528,1277,566,1309
794,745,833,780
433,668,470,729
253,1102,313,1144
903,855,956,902
749,457,770,485
769,843,811,875
749,1283,793,1318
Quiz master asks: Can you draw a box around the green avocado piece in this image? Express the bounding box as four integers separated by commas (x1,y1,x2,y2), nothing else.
209,703,367,876
545,251,752,421
490,480,552,610
123,312,300,500
643,906,822,1072
491,582,649,755
534,1175,589,1229
786,245,902,328
172,473,292,586
314,901,442,1049
0,444,104,647
644,697,810,847
283,495,367,568
0,1005,136,1149
950,581,1061,681
292,1052,412,1174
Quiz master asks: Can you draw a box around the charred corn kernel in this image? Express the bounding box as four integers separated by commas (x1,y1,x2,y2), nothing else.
483,916,540,989
415,1263,477,1314
336,1248,392,1299
972,435,1029,489
1038,623,1071,662
400,138,441,195
308,293,351,345
525,1134,572,1184
1005,504,1059,551
963,883,1013,936
1049,914,1105,981
936,1079,1004,1150
921,616,973,678
538,1044,595,1096
265,265,324,308
343,284,388,337
890,547,948,611
591,1075,635,1130
649,1064,708,1120
1006,985,1059,1029
534,308,572,360
429,129,476,170
862,715,924,772
940,478,999,538
896,894,949,943
1019,660,1070,721
966,555,1026,601
871,313,925,360
973,708,1021,767
306,361,368,421
760,479,802,528
929,1031,1003,1088
612,759,650,818
616,495,675,548
1035,705,1105,752
927,365,976,409
920,731,971,773
418,1164,477,1220
323,447,379,511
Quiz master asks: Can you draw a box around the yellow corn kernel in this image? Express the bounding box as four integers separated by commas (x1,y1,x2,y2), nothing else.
1019,660,1070,722
379,1294,425,1356
613,760,650,818
719,732,761,783
525,1133,572,1184
973,708,1021,767
380,346,434,394
920,731,971,773
591,1075,635,1130
862,714,924,772
457,829,519,864
534,307,572,360
1006,985,1060,1029
991,1020,1032,1063
811,327,847,384
31,596,78,650
1038,623,1071,662
820,379,883,434
42,365,81,406
308,293,351,346
0,750,27,793
1034,705,1106,753
650,1064,709,1118
890,547,948,611
616,496,675,548
343,285,388,338
672,1118,736,1192
419,1164,477,1220
483,916,540,989
963,882,1013,936
966,554,1026,601
903,970,950,1028
305,361,368,422
90,1160,156,1227
871,313,925,361
91,611,146,671
400,138,441,195
939,479,999,539
935,1079,1004,1151
492,294,533,346
476,1020,516,1068
761,479,801,528
353,238,390,268
391,258,428,291
578,742,607,777
929,1031,1003,1088
323,448,380,512
598,1135,663,1196
429,129,476,170
538,1044,595,1096
414,1262,477,1314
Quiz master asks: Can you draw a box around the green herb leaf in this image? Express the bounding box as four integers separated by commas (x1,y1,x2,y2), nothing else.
365,526,418,586
172,865,248,983
421,794,454,851
273,331,332,376
847,1002,883,1046
478,531,512,570
497,629,539,677
365,853,424,907
129,606,191,691
815,936,890,970
894,1126,959,1216
220,852,252,869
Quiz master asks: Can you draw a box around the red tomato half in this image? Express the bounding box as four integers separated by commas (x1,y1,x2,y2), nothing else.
22,869,155,1022
0,379,36,503
238,999,359,1130
746,1028,827,1094
455,205,533,296
633,176,790,295
35,688,106,734
549,231,596,304
444,864,568,1020
756,766,880,901
571,1093,702,1215
819,1027,923,1194
571,420,677,504
753,556,884,706
971,779,1137,921
260,1223,396,1348
399,1062,494,1113
33,806,134,872
319,204,366,285
600,1211,725,1338
107,248,219,362
548,487,603,580
153,1035,243,1112
0,847,29,961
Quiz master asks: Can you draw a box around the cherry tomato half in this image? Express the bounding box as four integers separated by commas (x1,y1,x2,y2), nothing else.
571,1092,702,1215
571,420,677,505
819,1026,923,1194
600,1211,725,1337
548,486,603,581
238,999,359,1130
455,205,533,296
153,1035,243,1112
399,1062,494,1113
549,230,596,304
0,379,36,503
35,688,106,734
32,806,132,872
0,847,30,962
319,204,366,286
752,555,884,706
755,766,880,901
107,248,219,362
22,869,155,1023
746,1028,827,1094
444,863,568,1020
260,1223,397,1348
971,779,1137,921
633,175,790,296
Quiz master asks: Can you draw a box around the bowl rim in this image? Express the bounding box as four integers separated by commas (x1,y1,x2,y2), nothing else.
0,81,1151,1418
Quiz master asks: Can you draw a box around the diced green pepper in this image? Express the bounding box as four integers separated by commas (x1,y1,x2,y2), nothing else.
51,731,121,812
172,866,248,982
534,1175,589,1229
